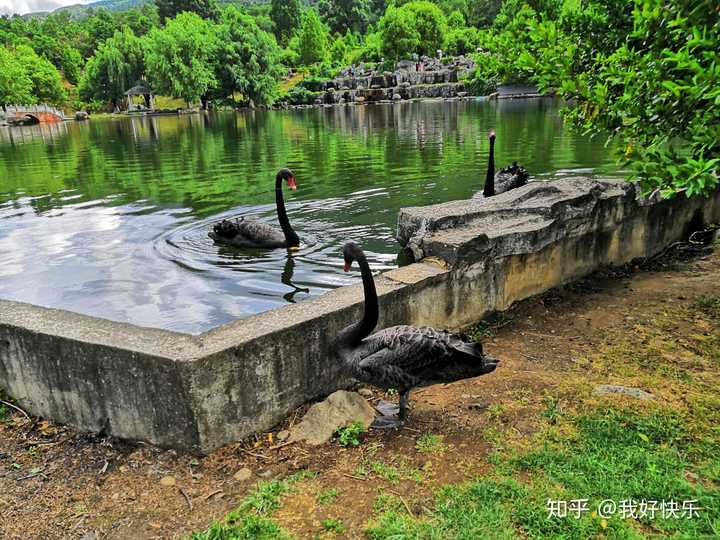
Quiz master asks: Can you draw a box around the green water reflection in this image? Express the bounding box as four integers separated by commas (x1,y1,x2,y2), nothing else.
0,99,621,332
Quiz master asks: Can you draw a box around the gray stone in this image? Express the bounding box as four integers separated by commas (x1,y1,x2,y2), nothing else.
593,385,656,400
289,390,375,446
392,93,402,101
233,467,253,481
277,429,290,441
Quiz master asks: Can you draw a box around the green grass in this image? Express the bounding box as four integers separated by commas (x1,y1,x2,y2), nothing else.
0,402,7,422
415,433,446,455
692,295,720,319
189,470,314,540
317,488,339,506
370,460,424,484
320,518,346,534
366,407,720,539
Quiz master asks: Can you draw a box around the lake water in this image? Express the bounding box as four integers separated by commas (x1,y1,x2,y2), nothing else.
0,99,621,333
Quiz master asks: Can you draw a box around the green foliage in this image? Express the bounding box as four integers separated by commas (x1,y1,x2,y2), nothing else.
10,45,66,105
270,0,302,46
321,518,346,533
0,45,34,106
316,488,339,505
523,0,719,198
213,7,283,106
155,0,219,23
144,12,217,106
0,402,7,422
79,27,146,109
298,9,329,66
379,1,447,60
319,0,373,35
334,420,365,447
445,26,479,56
415,433,446,454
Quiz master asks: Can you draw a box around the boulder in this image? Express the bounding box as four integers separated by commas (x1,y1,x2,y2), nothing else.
288,390,375,446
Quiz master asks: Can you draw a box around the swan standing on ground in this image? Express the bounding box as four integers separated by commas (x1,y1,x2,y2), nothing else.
483,131,529,197
334,242,499,427
208,168,300,249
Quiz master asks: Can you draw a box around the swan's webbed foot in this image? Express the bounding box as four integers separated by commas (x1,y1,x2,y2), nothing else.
372,400,402,429
371,392,411,429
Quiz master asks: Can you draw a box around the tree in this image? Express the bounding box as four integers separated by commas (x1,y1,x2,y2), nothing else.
11,44,66,105
298,9,329,65
212,6,284,106
79,27,147,110
379,5,420,60
270,0,301,46
521,0,718,197
0,46,33,107
144,12,218,106
155,0,219,23
379,1,447,60
318,0,373,35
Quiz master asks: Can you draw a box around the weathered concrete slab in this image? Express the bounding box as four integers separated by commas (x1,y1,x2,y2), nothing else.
397,178,720,326
1,177,718,453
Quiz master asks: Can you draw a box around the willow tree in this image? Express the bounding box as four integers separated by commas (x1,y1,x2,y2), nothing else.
79,27,146,111
212,7,284,106
144,12,218,107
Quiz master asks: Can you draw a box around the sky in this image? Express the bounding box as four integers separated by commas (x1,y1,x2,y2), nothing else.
0,0,92,16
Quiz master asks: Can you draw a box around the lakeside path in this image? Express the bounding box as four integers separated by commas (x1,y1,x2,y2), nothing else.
1,247,719,539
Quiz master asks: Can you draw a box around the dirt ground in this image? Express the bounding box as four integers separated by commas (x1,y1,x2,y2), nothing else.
1,247,718,540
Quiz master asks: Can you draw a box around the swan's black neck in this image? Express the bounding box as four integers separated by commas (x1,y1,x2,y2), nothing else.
275,176,299,247
483,137,495,197
342,252,379,348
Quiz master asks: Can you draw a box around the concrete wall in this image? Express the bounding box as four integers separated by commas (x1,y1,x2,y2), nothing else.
1,177,718,452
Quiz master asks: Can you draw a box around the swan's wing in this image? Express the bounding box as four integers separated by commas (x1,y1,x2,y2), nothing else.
353,326,496,389
235,220,285,244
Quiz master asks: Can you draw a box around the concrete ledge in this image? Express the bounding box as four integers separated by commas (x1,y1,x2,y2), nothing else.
2,177,718,452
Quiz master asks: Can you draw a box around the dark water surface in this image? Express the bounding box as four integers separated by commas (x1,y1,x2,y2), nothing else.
0,99,621,333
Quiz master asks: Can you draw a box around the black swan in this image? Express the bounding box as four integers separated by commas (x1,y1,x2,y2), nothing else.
334,242,499,427
482,131,529,197
208,168,300,249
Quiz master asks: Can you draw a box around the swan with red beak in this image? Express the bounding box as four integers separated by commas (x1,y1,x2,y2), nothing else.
209,168,300,249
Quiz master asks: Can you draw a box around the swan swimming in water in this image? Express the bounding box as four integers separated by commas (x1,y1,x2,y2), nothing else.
208,168,300,250
334,241,499,427
482,131,529,197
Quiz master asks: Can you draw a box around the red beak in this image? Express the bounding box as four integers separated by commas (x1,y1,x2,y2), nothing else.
343,262,350,272
287,177,297,190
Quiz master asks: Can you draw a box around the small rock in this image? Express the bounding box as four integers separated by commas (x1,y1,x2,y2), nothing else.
593,385,655,401
468,402,491,410
259,469,273,478
80,533,97,540
392,93,402,101
233,467,252,482
277,430,290,441
358,388,373,398
160,475,176,486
